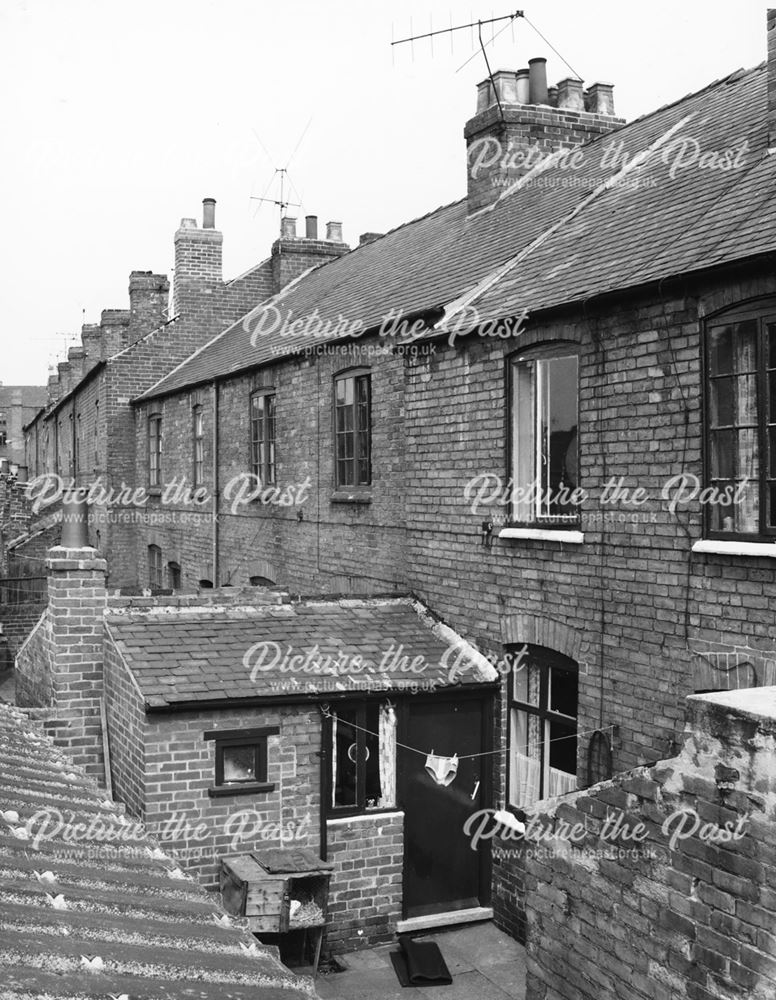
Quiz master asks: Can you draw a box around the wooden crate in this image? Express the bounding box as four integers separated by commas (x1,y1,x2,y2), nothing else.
220,849,332,935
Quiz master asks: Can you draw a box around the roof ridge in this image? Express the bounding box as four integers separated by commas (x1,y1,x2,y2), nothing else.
133,268,315,402
588,62,764,146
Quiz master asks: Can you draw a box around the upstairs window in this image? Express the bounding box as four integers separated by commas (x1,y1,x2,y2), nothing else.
148,414,162,488
193,406,204,487
250,389,276,486
509,346,579,525
508,646,578,809
705,301,776,538
334,370,371,488
148,545,163,589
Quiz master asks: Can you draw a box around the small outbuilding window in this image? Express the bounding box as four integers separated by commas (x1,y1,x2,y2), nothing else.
205,726,279,798
327,701,396,815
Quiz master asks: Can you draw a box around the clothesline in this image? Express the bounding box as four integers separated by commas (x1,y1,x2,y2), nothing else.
320,706,615,761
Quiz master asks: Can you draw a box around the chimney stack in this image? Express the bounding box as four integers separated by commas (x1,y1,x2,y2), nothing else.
305,215,318,239
769,9,776,149
172,201,223,318
465,55,625,213
128,271,170,344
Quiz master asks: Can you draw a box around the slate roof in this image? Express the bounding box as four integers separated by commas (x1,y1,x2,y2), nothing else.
105,598,496,709
0,702,316,999
139,63,775,402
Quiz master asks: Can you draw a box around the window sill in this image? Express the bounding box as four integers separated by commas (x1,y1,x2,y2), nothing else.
330,491,372,505
327,809,403,825
692,539,776,558
207,781,275,798
499,527,584,544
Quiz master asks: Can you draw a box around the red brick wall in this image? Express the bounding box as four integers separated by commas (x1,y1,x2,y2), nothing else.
125,262,776,945
132,342,409,593
139,705,321,887
103,634,146,819
326,812,403,953
522,690,776,1000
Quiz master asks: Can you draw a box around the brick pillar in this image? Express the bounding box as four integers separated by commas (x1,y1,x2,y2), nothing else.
46,545,107,782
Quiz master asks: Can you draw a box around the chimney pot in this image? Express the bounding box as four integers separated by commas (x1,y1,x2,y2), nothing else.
202,198,216,229
557,78,585,112
305,215,318,239
326,221,343,243
528,57,548,105
476,79,493,113
60,488,90,548
180,217,197,229
516,68,530,104
281,216,297,240
585,82,616,116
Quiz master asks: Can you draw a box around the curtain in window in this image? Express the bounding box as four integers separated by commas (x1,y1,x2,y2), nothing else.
511,751,541,805
547,767,577,797
378,702,396,807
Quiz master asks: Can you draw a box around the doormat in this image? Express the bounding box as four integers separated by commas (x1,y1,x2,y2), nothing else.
390,936,453,987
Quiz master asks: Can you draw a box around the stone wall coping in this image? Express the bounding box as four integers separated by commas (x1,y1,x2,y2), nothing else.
688,685,776,723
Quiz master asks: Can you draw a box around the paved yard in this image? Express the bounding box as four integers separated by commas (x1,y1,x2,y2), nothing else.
315,922,526,999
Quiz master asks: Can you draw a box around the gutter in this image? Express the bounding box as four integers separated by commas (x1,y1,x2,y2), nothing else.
143,679,500,715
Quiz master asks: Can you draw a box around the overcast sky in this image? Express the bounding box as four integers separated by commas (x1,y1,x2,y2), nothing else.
0,0,766,384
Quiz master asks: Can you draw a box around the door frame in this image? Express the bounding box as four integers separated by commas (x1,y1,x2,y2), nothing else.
396,687,496,919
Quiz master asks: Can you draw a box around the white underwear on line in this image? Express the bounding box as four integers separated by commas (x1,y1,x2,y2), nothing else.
424,751,459,786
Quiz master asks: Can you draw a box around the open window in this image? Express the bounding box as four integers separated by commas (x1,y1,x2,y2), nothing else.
507,646,578,808
508,345,579,525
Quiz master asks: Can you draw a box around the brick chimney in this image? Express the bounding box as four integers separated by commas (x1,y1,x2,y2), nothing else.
465,59,625,213
26,536,107,781
271,214,349,293
172,199,224,318
769,9,776,149
80,323,102,373
128,271,170,343
67,346,86,386
99,308,131,358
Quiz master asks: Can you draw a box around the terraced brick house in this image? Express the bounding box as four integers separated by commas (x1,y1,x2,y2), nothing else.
20,203,347,589
123,17,776,949
11,12,776,996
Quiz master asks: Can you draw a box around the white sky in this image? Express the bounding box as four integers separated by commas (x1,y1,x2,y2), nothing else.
0,0,767,384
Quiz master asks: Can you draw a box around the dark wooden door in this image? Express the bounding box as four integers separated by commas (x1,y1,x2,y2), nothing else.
399,695,492,919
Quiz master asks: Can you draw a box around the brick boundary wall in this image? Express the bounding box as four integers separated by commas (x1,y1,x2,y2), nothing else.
325,812,404,954
521,689,776,1000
